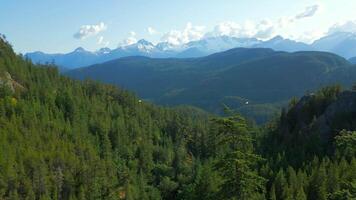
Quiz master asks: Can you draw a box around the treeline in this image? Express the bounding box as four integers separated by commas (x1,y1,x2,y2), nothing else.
0,36,355,200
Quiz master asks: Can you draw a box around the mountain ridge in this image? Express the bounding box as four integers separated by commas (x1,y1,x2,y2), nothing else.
66,47,356,123
26,32,356,69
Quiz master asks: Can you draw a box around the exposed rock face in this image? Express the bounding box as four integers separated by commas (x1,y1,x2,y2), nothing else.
285,90,356,142
0,71,25,92
0,71,15,92
313,91,356,139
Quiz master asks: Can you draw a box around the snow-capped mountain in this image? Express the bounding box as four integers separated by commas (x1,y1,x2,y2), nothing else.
96,47,111,55
253,36,313,52
175,36,262,58
185,36,261,52
123,39,156,53
25,32,356,69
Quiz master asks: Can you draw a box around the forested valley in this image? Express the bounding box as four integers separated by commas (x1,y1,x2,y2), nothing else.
0,36,355,200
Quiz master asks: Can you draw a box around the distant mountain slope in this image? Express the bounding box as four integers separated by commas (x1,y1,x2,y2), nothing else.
26,39,179,69
253,36,313,52
25,36,308,69
67,48,356,123
27,32,356,69
311,32,356,58
349,56,356,64
67,48,278,99
26,47,103,70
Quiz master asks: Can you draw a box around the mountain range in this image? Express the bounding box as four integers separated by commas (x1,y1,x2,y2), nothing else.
66,48,356,123
349,56,356,64
26,32,356,70
2,31,356,200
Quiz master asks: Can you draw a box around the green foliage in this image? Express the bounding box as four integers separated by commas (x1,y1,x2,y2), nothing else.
0,36,355,200
335,130,356,159
212,115,266,199
0,36,212,200
67,48,355,124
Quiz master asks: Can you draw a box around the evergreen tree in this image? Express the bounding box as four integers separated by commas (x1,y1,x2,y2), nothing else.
213,115,265,200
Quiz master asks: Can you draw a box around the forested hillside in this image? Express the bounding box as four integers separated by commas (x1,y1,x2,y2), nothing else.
0,36,212,199
0,37,355,200
67,48,356,124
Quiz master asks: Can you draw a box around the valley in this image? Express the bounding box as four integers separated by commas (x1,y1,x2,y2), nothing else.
1,34,356,200
66,48,356,123
1,1,356,199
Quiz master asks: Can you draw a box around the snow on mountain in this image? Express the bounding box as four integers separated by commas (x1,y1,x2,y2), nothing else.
25,32,356,69
185,36,261,52
253,36,312,52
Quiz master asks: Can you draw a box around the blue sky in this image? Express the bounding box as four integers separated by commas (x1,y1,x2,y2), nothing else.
1,0,356,53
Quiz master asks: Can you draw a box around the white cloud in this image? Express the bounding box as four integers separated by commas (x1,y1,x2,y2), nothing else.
119,31,138,46
206,21,240,37
118,4,325,46
277,17,295,28
74,22,107,40
205,20,276,40
97,36,110,46
201,4,322,41
130,31,136,36
161,22,205,45
295,4,320,19
147,27,157,35
97,36,104,44
293,30,326,44
328,20,356,34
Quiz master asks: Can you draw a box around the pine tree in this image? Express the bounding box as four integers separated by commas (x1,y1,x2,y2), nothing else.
213,115,266,200
269,184,277,200
295,185,306,200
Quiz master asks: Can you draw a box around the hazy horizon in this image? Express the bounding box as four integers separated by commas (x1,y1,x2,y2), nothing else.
1,0,356,54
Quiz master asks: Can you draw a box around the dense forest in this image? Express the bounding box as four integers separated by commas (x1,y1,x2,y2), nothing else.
67,48,356,124
0,35,355,200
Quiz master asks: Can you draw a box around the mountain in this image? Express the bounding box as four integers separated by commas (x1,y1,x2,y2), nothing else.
26,32,356,69
260,85,356,172
67,48,356,123
174,36,263,58
2,35,356,200
183,36,261,54
26,47,101,70
349,56,356,64
253,35,313,52
24,36,309,69
312,32,356,58
25,39,178,69
26,36,262,68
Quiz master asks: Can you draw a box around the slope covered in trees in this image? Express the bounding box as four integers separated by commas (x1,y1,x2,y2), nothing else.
67,48,356,123
0,35,213,199
259,85,356,200
0,36,355,200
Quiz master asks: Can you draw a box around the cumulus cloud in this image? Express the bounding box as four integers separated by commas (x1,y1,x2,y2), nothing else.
161,22,205,45
293,30,326,44
328,20,356,34
74,22,107,40
119,31,138,46
277,17,295,28
295,4,320,19
97,36,104,44
147,27,157,35
97,36,110,46
205,20,276,40
201,4,321,41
